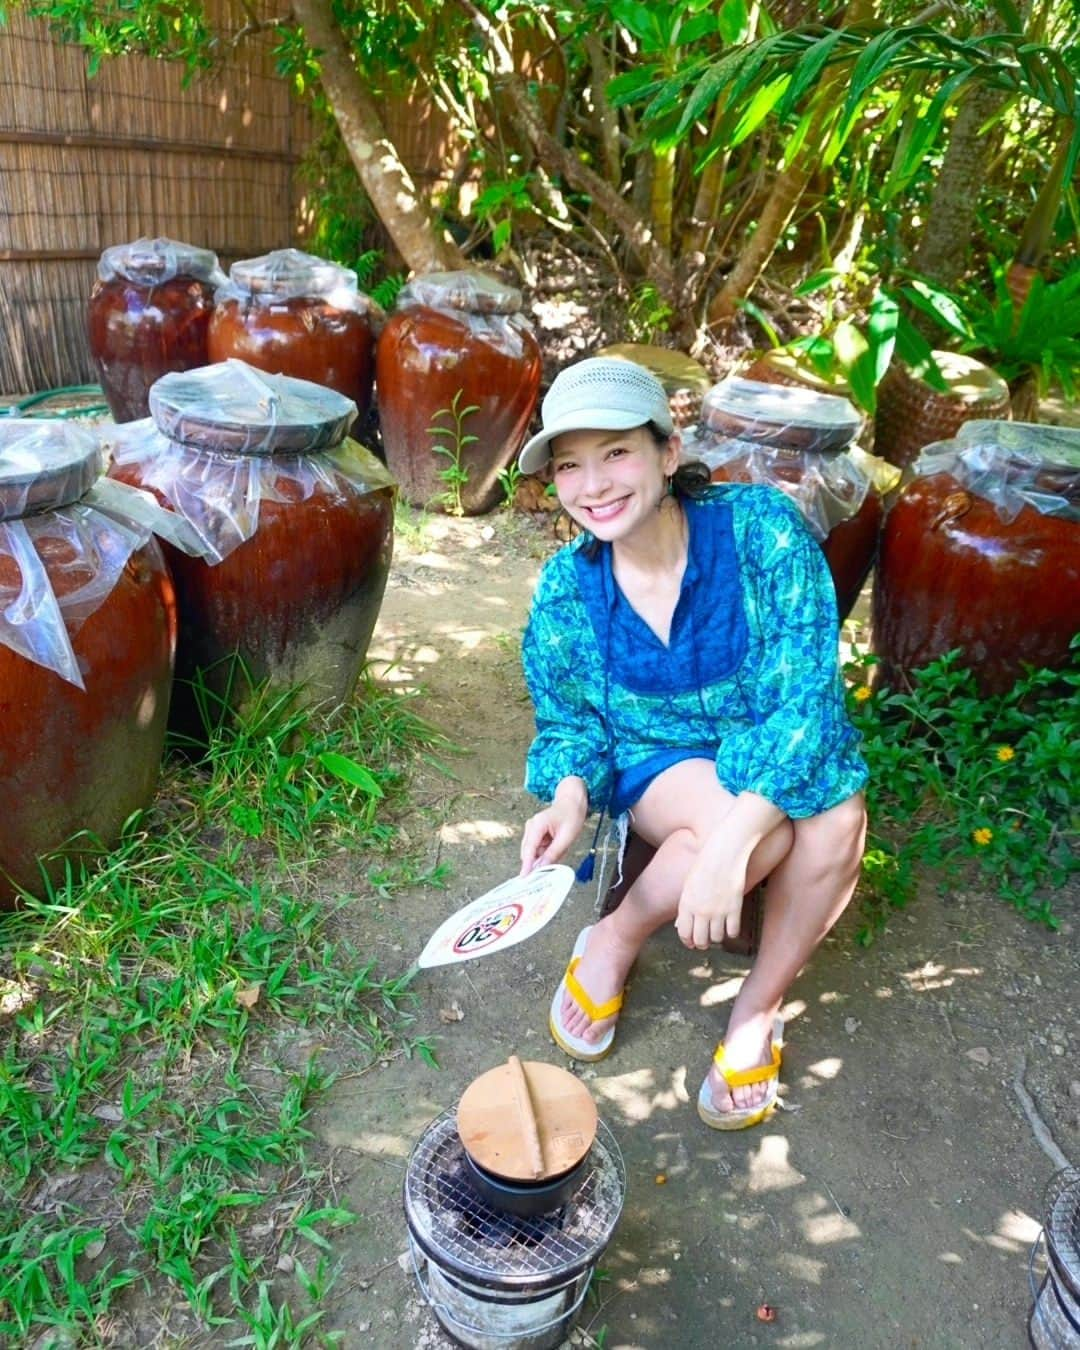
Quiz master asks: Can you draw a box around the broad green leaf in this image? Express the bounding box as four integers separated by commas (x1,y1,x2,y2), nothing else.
730,75,791,146
735,297,781,348
865,291,900,388
893,321,949,392
718,0,748,46
317,752,384,798
777,26,847,118
902,280,974,341
793,269,842,297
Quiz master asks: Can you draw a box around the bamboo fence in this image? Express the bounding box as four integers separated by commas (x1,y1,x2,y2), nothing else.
0,6,304,395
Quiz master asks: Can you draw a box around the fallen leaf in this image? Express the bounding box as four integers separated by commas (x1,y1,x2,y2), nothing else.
236,984,262,1010
965,1046,991,1068
84,1238,106,1261
439,1001,464,1023
756,1304,778,1323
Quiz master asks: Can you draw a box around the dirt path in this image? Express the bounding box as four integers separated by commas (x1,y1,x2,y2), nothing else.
315,510,1078,1350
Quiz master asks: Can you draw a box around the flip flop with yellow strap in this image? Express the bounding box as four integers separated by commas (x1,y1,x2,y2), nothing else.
697,1016,785,1130
548,925,625,1062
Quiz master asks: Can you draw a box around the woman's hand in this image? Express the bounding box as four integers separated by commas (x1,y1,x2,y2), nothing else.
519,777,588,875
675,850,749,950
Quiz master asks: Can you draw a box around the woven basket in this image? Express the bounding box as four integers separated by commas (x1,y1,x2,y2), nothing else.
874,352,1011,469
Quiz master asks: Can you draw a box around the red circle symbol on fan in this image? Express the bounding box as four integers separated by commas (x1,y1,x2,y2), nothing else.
452,903,523,955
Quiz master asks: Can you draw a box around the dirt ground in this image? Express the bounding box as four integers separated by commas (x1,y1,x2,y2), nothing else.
314,508,1078,1350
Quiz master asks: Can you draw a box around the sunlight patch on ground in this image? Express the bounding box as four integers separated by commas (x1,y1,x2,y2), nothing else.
746,1134,805,1193
805,1056,844,1080
797,1194,862,1245
777,1251,826,1285
971,1209,1041,1255
699,976,745,1008
439,818,515,845
592,1067,688,1120
322,1129,411,1160
901,960,982,992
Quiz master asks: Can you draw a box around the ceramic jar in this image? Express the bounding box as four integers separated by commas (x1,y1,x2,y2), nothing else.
208,248,379,416
108,360,395,731
687,378,890,620
376,271,542,514
87,237,225,422
0,420,175,905
873,421,1080,694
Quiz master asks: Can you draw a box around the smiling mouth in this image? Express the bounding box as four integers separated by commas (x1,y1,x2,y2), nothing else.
583,496,630,521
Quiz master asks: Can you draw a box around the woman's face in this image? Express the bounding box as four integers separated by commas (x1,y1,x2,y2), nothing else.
549,424,680,543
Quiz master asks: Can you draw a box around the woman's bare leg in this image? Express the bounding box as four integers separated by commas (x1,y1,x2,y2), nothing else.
703,792,867,1111
559,760,793,1043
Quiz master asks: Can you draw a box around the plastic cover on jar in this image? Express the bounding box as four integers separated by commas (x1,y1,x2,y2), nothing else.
700,377,863,453
0,420,179,688
216,247,383,320
97,236,226,288
394,269,535,356
681,424,877,540
148,359,359,455
914,420,1080,523
110,420,397,568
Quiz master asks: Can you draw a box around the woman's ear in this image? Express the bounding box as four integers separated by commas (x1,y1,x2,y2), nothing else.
662,431,682,475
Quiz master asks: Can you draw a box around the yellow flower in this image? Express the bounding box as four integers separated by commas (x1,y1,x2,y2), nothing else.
972,827,993,847
853,686,872,703
996,745,1015,762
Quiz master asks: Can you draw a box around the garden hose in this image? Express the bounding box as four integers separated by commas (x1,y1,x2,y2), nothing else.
2,384,110,419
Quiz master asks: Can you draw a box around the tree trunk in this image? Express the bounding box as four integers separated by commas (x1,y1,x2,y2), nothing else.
290,0,463,273
910,83,1006,298
584,31,622,188
708,0,874,327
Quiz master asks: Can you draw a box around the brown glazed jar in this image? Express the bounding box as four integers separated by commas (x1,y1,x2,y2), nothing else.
376,271,542,514
690,378,883,620
87,237,225,422
108,360,395,732
208,249,379,416
874,421,1080,695
0,421,175,906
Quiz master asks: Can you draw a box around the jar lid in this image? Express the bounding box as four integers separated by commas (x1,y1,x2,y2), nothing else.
148,360,358,455
701,377,863,453
97,236,226,286
226,247,366,305
396,269,523,315
0,419,100,520
954,419,1080,472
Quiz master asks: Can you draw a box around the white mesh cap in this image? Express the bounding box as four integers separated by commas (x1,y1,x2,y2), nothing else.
517,357,674,474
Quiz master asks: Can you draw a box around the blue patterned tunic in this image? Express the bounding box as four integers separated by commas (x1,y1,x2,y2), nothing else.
522,484,867,820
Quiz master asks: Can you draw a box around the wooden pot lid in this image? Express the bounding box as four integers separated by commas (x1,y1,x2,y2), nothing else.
457,1057,598,1183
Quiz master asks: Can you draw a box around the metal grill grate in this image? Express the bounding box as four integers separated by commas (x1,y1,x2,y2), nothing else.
404,1110,625,1285
1046,1167,1080,1299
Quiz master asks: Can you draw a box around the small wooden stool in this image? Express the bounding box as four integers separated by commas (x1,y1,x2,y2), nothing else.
599,830,765,957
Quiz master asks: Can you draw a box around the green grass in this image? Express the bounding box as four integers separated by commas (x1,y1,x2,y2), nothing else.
847,637,1080,942
0,670,443,1347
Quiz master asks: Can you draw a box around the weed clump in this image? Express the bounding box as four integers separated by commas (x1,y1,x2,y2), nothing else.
847,637,1079,941
0,670,442,1345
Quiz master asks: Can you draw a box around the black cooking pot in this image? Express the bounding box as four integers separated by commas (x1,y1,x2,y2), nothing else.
462,1149,592,1217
